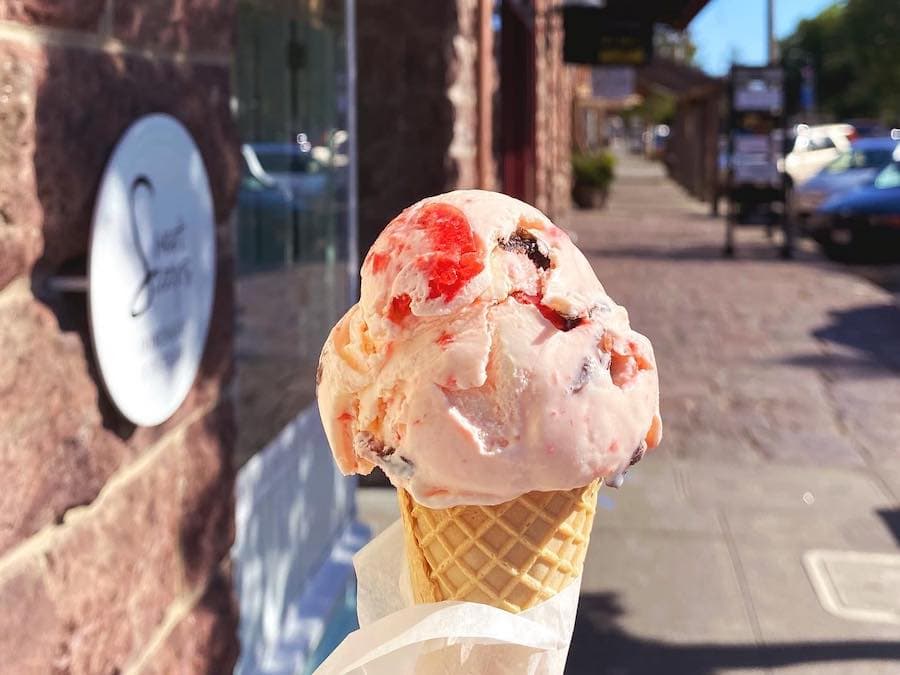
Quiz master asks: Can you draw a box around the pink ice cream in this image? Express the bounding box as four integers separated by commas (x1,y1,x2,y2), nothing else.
317,190,661,507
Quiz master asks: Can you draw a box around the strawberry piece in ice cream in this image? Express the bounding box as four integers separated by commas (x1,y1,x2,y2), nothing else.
414,203,485,301
388,294,412,325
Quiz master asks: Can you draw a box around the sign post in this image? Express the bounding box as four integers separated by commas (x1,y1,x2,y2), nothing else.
724,65,788,257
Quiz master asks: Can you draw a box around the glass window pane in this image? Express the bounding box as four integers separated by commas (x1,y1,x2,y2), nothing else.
232,0,354,465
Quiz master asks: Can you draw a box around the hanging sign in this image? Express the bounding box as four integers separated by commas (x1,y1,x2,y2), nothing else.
563,6,653,66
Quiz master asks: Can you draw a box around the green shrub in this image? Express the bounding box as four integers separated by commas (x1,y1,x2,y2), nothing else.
572,151,616,189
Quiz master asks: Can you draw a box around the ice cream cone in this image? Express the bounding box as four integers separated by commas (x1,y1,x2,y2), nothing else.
397,480,600,613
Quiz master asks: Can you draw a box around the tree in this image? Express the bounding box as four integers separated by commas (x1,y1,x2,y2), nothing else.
780,0,900,123
842,0,900,121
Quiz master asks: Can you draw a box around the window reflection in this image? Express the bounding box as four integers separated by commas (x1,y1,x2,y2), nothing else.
232,0,353,464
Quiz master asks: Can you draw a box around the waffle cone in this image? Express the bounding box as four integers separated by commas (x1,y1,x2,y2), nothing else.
397,480,600,613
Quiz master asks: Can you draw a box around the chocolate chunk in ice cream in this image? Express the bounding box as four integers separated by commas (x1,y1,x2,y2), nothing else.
355,431,416,479
629,440,648,466
355,431,395,458
499,228,551,270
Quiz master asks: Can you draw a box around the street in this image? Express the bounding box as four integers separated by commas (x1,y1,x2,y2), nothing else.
357,153,900,674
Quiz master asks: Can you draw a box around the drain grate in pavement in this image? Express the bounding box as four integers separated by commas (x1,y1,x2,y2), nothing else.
803,550,900,625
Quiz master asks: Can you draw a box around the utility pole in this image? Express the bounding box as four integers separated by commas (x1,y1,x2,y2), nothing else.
767,0,778,64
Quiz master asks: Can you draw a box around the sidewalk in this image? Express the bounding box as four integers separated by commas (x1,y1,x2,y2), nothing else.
356,154,900,674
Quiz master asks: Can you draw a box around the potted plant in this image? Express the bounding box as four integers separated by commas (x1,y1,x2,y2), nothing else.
572,150,615,209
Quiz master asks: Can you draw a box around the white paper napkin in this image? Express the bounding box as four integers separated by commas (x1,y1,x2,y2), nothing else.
314,520,582,674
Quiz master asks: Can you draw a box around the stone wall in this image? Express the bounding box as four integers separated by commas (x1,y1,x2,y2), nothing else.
356,0,482,257
0,1,240,672
355,0,572,258
534,0,572,220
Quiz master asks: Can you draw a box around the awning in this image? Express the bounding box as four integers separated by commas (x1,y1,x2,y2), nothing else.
637,57,724,100
591,0,711,30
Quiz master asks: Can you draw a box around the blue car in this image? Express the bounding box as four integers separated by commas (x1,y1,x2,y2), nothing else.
790,137,898,227
807,157,900,262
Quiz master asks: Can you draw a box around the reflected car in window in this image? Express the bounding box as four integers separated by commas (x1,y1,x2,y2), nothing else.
236,143,340,273
246,141,329,200
790,137,898,226
806,157,900,262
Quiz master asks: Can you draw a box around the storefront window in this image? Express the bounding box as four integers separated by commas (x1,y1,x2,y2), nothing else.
232,0,355,464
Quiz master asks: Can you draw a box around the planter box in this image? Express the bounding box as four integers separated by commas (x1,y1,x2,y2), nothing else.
572,184,609,210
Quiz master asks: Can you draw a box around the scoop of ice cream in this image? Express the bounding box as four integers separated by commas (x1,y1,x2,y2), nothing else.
317,190,661,507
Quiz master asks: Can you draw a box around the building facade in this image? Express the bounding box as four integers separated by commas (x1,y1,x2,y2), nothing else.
356,0,575,258
0,0,601,672
0,0,360,673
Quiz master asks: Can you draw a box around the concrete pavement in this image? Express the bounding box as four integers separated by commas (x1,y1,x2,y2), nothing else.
356,154,900,674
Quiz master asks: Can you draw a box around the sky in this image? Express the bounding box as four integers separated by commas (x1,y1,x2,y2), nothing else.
690,0,840,75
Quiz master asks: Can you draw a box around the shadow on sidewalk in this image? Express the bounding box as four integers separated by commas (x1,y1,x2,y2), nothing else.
877,509,900,546
783,303,900,375
567,592,900,674
581,242,820,264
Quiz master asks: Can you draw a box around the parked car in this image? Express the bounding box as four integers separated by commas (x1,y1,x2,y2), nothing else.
790,137,898,227
784,123,856,186
806,154,900,262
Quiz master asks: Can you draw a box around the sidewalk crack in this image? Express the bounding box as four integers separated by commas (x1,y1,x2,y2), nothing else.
718,510,767,657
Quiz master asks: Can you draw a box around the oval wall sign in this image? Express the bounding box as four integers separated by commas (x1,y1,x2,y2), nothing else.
89,114,216,426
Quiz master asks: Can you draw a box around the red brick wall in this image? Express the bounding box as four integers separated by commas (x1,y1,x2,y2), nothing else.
0,2,240,672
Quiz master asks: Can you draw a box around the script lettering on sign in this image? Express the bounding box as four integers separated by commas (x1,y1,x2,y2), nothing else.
129,176,194,318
